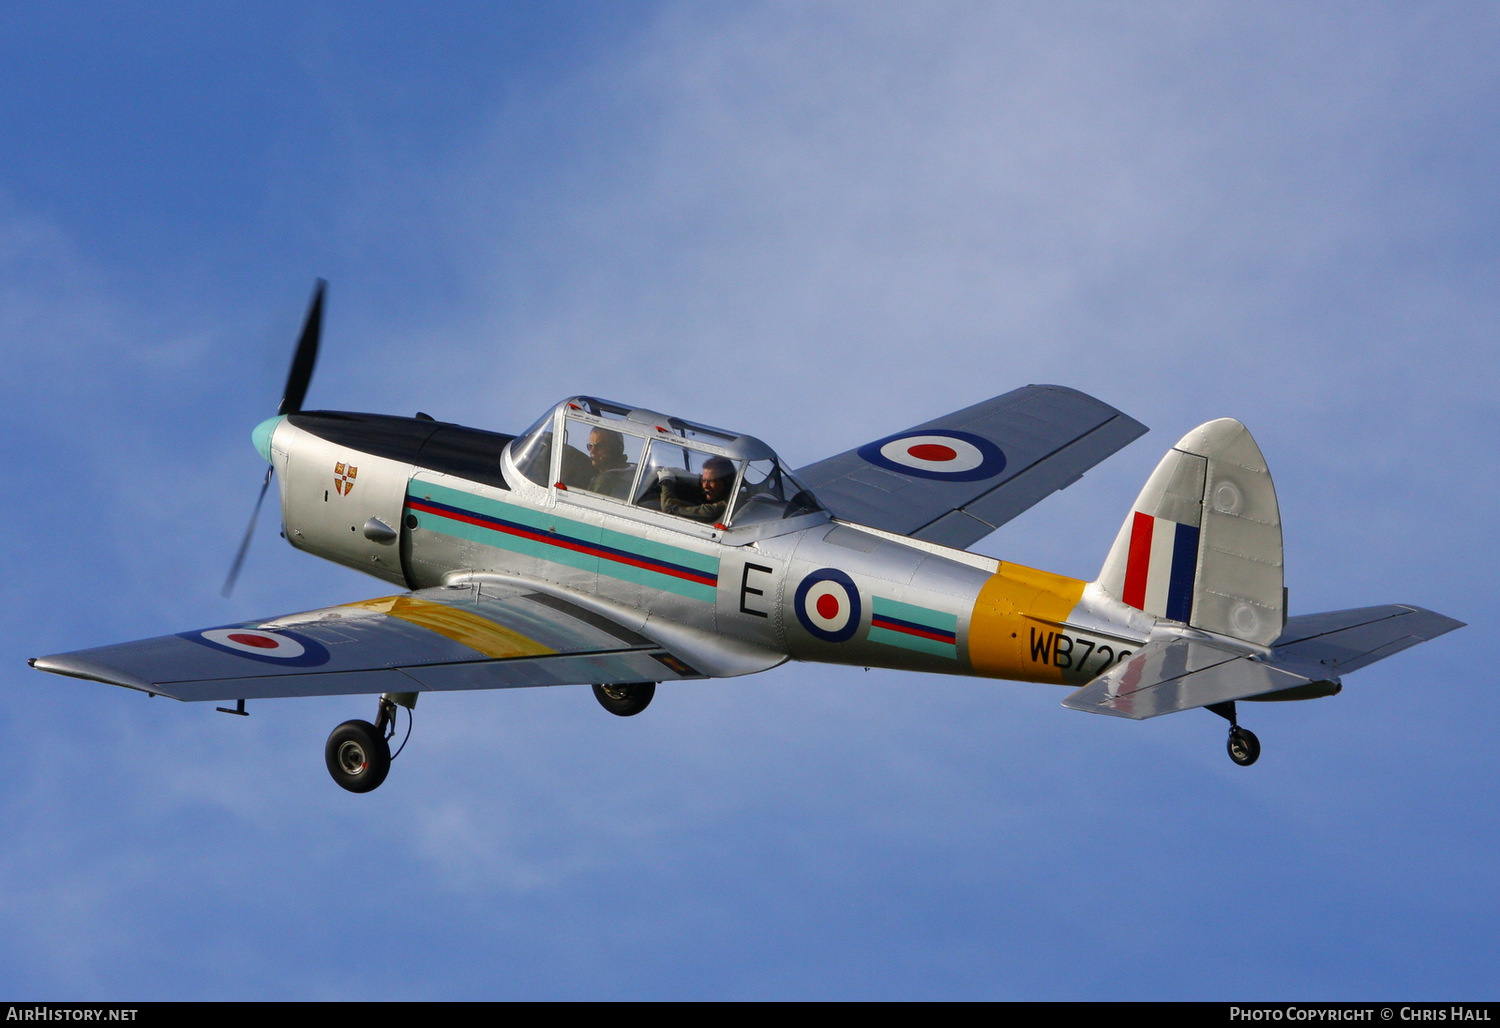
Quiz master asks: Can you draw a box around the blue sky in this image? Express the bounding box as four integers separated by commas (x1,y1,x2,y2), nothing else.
2,2,1494,1000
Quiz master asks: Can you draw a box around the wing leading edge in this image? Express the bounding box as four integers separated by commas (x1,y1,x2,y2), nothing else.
795,385,1147,549
31,580,785,702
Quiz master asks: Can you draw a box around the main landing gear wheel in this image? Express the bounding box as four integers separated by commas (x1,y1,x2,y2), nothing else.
1227,726,1261,767
592,682,655,717
325,719,391,793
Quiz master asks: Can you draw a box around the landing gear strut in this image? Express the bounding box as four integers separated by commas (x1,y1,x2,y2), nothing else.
1207,701,1261,767
324,693,414,792
592,681,655,717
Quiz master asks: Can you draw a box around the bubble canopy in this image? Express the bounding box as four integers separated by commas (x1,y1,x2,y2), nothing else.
507,396,823,529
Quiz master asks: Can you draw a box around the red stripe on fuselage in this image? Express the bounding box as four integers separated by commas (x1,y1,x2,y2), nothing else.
406,497,717,587
870,615,957,645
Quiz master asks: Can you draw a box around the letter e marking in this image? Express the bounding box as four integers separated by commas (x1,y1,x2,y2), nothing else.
740,562,773,618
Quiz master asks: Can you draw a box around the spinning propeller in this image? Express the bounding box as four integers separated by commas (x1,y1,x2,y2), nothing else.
222,280,325,597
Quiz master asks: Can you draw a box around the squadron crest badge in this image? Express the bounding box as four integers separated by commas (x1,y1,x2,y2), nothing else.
334,461,358,496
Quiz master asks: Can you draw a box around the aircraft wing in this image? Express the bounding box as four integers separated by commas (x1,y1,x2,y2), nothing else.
1061,604,1464,720
30,580,783,703
795,385,1147,549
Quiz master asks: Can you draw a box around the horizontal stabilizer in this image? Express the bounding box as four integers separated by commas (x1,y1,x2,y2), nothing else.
1063,603,1464,720
1061,638,1315,720
1269,604,1465,676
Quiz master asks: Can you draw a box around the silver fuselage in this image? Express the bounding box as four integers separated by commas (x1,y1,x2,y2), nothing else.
267,410,1155,690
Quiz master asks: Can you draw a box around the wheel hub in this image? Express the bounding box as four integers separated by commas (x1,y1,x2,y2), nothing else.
337,740,368,775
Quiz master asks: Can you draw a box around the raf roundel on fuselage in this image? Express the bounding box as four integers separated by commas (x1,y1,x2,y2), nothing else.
793,569,862,644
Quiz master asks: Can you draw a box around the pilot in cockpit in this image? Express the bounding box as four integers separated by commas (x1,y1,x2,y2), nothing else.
659,456,736,523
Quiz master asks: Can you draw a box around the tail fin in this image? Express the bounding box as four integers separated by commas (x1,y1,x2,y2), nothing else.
1096,418,1284,645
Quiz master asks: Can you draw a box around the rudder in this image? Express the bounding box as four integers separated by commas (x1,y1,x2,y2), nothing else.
1096,418,1284,645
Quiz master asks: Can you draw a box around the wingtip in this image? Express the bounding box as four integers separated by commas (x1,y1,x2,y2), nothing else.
29,653,156,693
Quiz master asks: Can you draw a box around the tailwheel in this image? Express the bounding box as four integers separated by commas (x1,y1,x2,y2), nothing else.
592,682,655,717
325,719,391,792
1227,726,1261,767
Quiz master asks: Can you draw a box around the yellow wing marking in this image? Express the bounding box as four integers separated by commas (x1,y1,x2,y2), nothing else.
346,596,557,660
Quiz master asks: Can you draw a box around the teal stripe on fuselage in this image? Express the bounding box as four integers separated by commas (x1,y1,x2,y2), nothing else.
869,596,959,658
872,597,958,633
408,481,719,602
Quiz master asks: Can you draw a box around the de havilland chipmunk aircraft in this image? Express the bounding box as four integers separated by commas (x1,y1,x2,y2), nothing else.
31,283,1463,791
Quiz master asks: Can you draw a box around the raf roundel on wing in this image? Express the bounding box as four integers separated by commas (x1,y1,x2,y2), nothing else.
186,627,331,666
857,430,1006,482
